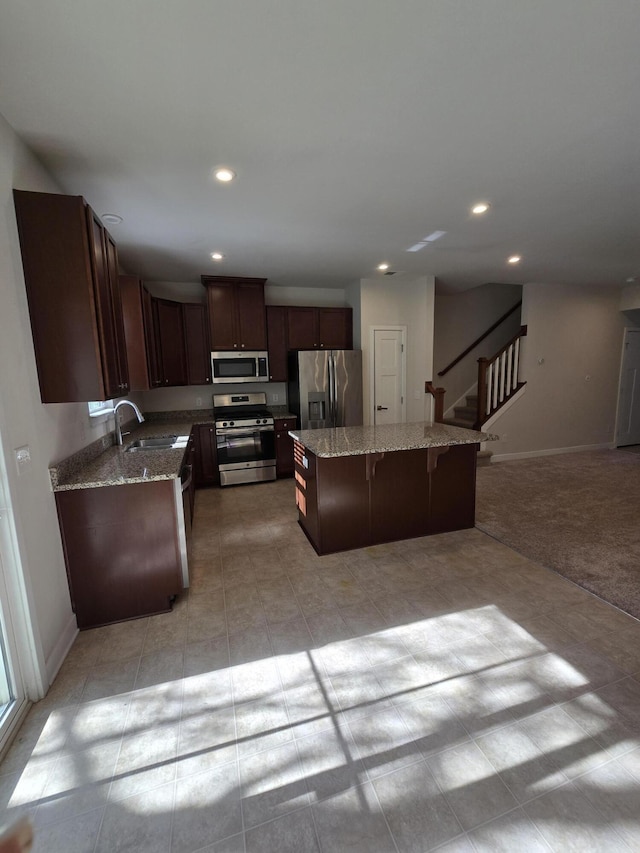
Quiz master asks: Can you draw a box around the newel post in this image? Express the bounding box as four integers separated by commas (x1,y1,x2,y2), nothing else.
475,358,489,429
425,381,445,423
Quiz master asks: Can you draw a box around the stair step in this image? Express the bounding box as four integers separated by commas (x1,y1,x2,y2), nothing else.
453,405,476,419
465,395,478,407
442,417,475,429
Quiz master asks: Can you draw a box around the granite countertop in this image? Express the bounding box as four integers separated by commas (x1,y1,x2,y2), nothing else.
270,407,297,421
50,405,296,492
289,421,498,458
50,419,201,491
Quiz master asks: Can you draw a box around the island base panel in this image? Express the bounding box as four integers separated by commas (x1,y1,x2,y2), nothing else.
294,442,479,555
428,443,478,534
296,450,370,554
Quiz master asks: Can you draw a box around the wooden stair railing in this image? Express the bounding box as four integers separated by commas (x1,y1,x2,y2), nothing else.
425,382,445,423
475,325,527,428
438,300,522,378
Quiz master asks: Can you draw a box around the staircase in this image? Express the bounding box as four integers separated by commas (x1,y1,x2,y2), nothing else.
444,393,478,430
443,394,493,465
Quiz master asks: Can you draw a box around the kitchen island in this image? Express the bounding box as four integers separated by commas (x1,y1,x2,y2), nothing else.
289,421,497,555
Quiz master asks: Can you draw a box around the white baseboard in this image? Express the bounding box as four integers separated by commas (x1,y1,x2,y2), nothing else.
45,613,78,686
490,442,615,463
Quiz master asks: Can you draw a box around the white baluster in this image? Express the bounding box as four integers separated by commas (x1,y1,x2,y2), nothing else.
506,343,513,394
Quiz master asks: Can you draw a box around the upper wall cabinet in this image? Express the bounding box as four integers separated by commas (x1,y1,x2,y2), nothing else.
287,306,353,350
13,190,129,402
201,276,268,351
183,302,212,385
121,277,212,389
120,275,162,390
267,305,353,382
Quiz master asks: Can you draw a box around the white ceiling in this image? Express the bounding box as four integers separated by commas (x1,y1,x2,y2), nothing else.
1,1,639,292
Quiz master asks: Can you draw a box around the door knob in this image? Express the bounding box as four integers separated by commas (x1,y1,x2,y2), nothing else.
376,405,388,411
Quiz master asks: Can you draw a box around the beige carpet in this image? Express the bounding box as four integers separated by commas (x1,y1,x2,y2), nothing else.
475,449,640,620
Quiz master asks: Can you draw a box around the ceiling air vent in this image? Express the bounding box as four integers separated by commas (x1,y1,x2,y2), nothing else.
384,270,397,276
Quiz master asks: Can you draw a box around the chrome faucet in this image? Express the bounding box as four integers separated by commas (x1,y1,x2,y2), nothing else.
113,399,145,446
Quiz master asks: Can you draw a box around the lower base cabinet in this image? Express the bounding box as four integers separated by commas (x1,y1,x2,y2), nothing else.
56,480,183,629
275,417,296,477
194,423,219,486
294,442,478,555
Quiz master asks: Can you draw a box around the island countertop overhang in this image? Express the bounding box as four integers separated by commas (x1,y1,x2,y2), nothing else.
288,421,498,458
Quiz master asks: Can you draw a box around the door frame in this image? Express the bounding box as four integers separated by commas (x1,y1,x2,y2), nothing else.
615,326,640,447
369,325,407,425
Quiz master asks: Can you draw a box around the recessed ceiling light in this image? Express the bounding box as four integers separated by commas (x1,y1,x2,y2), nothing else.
210,252,225,261
214,167,236,183
101,213,122,225
471,203,490,215
507,255,521,264
626,277,637,283
377,263,389,271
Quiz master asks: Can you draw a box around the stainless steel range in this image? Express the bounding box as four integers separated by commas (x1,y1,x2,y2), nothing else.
213,392,276,486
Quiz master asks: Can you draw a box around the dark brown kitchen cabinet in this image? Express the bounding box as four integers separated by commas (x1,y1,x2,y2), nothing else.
142,288,163,388
13,190,129,403
286,306,352,351
155,298,188,386
266,306,288,381
286,307,317,350
183,303,212,385
186,431,197,518
120,275,161,391
55,480,183,629
201,276,268,351
318,307,353,349
267,305,353,382
275,417,296,477
195,424,219,486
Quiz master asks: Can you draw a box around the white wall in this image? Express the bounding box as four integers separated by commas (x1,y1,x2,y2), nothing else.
144,281,349,308
488,282,625,459
141,382,287,412
0,112,133,687
434,283,522,413
355,276,435,425
265,285,347,307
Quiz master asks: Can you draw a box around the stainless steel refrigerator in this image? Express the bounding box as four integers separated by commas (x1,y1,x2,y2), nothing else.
288,350,363,429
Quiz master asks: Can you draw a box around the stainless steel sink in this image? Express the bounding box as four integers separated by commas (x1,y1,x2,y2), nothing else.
126,436,178,452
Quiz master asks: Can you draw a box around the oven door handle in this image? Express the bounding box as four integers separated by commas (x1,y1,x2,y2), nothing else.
216,426,274,436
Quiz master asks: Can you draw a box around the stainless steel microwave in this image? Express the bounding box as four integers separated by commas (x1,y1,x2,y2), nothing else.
211,351,269,384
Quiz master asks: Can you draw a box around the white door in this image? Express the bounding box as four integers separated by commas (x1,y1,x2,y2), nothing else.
617,329,640,446
373,328,406,425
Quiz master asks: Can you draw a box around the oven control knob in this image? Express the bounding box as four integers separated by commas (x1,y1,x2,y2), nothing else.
229,421,235,427
262,418,268,424
256,419,260,425
222,421,228,427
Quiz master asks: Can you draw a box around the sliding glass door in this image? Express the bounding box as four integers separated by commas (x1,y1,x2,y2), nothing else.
0,486,28,750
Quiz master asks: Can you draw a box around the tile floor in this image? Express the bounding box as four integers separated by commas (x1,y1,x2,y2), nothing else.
2,479,640,852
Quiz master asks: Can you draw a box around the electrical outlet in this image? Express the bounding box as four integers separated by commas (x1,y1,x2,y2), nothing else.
272,394,279,403
195,397,202,407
